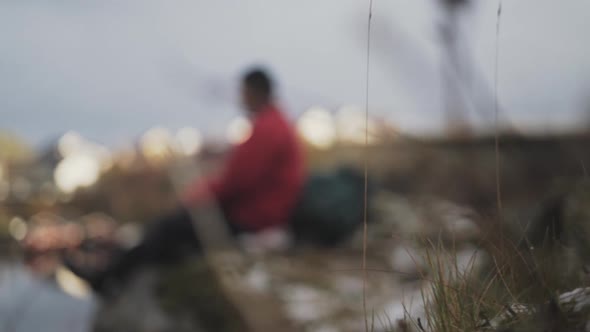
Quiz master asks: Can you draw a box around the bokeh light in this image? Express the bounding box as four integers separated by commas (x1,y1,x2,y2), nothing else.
56,266,92,299
140,127,174,161
296,107,336,149
54,154,101,194
57,131,113,173
9,216,28,241
335,106,381,145
58,131,85,158
175,127,203,156
226,116,252,145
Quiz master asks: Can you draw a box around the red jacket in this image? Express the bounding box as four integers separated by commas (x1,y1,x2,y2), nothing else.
183,104,305,231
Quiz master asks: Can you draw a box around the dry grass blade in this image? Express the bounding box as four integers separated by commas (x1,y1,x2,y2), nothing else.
494,0,503,215
363,0,374,331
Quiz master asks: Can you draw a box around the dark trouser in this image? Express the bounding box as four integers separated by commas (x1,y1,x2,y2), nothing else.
96,208,236,287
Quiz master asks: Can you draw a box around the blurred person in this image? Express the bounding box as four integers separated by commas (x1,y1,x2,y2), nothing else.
65,67,305,294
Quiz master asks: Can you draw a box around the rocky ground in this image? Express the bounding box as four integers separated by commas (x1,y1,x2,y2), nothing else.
86,190,487,332
3,136,590,331
94,181,590,332
0,188,510,332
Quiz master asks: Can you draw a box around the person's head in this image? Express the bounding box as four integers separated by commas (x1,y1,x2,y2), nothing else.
241,67,274,114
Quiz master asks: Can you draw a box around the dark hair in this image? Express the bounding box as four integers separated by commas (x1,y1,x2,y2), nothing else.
243,68,273,101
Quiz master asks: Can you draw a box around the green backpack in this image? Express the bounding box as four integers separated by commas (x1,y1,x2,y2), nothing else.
290,167,372,246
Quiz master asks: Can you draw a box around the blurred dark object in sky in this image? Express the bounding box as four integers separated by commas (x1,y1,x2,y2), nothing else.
441,0,471,8
438,0,512,137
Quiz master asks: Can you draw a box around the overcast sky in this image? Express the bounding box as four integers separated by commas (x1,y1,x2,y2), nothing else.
1,0,589,146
